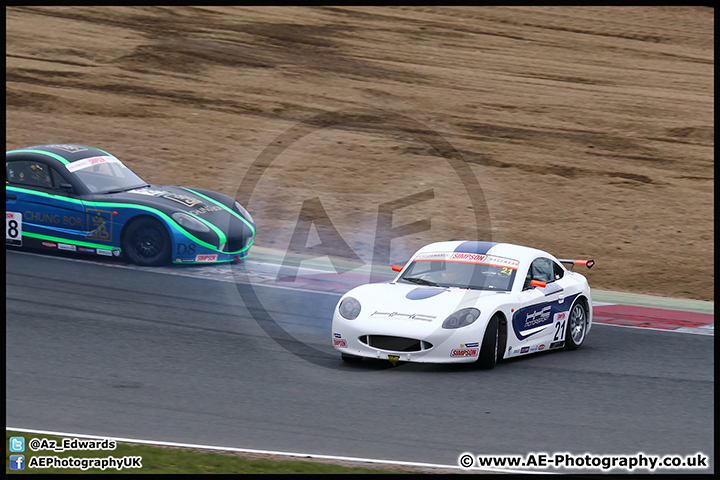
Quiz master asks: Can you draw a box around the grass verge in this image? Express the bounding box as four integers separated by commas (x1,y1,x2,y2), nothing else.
6,430,406,474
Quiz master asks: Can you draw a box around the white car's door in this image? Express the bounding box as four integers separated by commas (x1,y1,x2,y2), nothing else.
511,257,570,351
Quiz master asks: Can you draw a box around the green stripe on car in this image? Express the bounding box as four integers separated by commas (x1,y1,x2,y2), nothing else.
23,231,122,251
6,186,235,253
7,149,72,164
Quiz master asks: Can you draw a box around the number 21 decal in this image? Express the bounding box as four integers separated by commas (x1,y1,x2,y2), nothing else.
553,312,568,342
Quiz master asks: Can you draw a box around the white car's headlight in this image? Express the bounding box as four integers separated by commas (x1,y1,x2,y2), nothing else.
172,212,211,233
442,308,481,329
338,297,361,320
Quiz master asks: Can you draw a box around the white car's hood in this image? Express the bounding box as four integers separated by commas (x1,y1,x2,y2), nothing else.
346,281,506,324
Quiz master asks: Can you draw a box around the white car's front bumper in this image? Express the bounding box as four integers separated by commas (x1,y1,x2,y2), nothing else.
332,312,486,364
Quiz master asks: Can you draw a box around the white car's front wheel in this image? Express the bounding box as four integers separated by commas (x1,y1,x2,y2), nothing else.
564,300,588,350
476,315,499,369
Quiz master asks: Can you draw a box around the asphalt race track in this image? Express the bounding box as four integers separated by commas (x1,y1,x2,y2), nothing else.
5,250,714,473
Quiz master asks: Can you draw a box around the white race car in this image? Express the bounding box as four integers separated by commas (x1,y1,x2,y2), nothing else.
332,241,594,368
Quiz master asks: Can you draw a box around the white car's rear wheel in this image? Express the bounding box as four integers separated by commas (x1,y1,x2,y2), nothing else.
564,300,588,350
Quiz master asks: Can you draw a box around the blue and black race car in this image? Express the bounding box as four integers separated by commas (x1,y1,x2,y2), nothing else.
6,144,255,265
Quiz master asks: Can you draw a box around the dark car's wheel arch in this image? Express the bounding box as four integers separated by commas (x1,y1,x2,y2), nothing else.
121,215,173,266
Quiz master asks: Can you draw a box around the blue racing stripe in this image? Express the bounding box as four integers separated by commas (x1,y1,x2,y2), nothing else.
453,241,500,254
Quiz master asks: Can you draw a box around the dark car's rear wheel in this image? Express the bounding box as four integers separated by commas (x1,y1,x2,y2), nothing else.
123,218,171,266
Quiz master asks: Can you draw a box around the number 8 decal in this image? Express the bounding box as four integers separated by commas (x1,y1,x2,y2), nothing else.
6,212,23,246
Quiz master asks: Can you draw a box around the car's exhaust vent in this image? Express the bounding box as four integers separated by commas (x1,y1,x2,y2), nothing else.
359,335,433,352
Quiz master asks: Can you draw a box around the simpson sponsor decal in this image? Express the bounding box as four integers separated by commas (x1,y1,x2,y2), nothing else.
65,155,122,173
449,252,519,268
451,348,479,358
195,254,218,262
450,252,487,262
414,251,519,269
332,333,347,348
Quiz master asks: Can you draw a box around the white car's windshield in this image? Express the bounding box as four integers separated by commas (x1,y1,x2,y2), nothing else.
398,252,519,291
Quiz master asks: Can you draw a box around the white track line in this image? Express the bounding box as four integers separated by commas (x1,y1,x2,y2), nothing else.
591,322,713,336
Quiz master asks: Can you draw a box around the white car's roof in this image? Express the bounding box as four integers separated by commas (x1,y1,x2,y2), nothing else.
412,241,554,265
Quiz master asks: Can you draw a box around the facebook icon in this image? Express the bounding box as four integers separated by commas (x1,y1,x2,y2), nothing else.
10,454,25,470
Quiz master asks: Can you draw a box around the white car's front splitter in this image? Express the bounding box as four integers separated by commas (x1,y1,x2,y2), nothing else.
332,313,486,364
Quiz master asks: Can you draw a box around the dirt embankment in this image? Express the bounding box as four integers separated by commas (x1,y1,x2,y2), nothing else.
6,6,714,300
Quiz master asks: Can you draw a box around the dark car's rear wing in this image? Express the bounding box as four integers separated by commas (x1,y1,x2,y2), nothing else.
559,259,595,271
